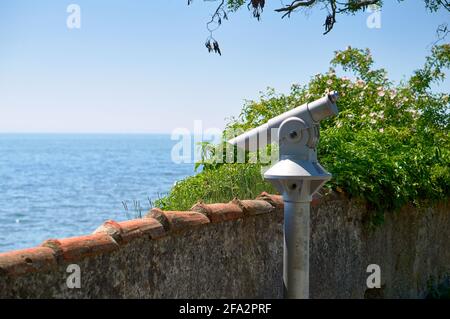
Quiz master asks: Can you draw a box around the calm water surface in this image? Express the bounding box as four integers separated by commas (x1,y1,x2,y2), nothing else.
0,134,194,252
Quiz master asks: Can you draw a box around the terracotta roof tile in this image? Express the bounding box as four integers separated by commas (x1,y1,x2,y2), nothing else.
147,208,210,233
94,218,166,244
0,247,57,276
236,199,274,216
257,192,284,209
41,233,119,262
191,201,243,223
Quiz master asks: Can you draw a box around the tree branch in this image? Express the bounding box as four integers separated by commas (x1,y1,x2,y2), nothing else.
190,0,449,54
274,0,317,18
336,0,382,13
206,0,226,33
323,0,336,35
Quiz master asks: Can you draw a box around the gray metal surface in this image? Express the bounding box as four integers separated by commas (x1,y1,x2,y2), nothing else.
229,92,339,299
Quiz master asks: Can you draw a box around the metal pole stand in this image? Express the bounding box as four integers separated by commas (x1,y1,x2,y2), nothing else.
264,116,332,299
227,91,339,298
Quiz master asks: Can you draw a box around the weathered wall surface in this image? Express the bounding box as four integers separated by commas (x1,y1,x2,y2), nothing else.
309,194,450,299
0,192,448,299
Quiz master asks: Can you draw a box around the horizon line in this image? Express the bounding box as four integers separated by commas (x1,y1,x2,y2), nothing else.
0,131,174,135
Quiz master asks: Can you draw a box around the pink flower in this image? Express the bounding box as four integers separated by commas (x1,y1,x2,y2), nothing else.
390,89,397,98
356,79,365,87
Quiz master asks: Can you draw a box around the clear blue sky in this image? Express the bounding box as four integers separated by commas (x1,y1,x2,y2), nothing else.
0,1,448,133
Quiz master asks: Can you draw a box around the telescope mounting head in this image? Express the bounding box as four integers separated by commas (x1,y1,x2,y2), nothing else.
228,91,340,202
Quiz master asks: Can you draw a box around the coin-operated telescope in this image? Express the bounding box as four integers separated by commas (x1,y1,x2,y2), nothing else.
228,92,339,299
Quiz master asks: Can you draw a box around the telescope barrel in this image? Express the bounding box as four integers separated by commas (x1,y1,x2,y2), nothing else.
227,92,339,151
226,123,271,152
307,91,339,122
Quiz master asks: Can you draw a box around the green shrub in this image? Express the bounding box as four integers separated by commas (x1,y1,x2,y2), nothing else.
156,45,449,212
155,163,275,211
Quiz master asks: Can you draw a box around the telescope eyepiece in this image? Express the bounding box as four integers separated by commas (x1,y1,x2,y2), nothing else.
328,91,339,104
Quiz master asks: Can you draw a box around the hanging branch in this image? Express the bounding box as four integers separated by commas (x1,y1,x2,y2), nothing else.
188,0,227,55
205,0,226,55
433,23,450,45
323,0,336,35
248,0,265,20
190,0,265,55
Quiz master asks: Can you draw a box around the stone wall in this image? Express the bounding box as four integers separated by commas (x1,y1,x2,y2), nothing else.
0,192,448,298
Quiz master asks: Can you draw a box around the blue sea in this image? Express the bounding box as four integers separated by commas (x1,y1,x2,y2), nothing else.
0,134,194,253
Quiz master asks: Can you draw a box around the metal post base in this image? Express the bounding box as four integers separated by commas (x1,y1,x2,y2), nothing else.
283,200,310,299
